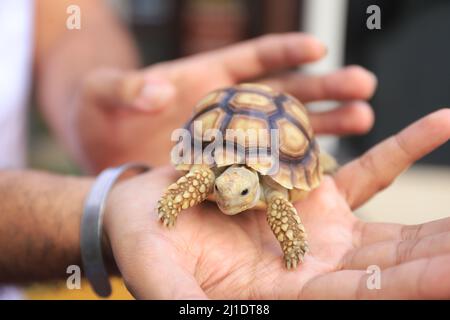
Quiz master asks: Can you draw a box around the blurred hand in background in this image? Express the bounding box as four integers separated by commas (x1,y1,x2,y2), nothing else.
36,0,376,172
36,1,376,173
72,33,377,172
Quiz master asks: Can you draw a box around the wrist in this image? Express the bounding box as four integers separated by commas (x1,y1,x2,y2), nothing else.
80,163,150,297
101,181,124,275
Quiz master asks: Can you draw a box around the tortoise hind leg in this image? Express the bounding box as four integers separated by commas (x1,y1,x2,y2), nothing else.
264,187,308,269
157,165,215,227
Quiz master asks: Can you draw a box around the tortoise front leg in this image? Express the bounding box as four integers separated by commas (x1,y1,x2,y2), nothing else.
265,189,309,269
157,165,215,227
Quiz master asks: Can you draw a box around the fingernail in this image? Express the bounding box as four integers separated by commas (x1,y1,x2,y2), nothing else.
134,83,175,110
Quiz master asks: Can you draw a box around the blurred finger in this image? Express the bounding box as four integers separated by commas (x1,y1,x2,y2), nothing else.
340,231,450,270
302,254,450,299
263,65,377,102
335,108,450,209
309,101,374,135
83,68,176,112
208,33,326,82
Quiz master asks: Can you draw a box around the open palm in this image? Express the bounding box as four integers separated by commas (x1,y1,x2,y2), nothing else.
106,109,450,299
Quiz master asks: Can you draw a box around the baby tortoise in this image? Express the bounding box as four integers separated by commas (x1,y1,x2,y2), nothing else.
157,83,336,269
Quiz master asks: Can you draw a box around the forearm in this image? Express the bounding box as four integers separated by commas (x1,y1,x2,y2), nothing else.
0,170,92,283
36,0,139,163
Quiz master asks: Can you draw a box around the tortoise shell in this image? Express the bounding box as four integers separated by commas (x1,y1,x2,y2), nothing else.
173,83,322,202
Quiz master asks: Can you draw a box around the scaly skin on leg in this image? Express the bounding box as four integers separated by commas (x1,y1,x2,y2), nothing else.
157,165,215,227
266,194,309,269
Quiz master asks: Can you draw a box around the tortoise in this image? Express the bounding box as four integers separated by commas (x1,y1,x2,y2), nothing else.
157,83,336,269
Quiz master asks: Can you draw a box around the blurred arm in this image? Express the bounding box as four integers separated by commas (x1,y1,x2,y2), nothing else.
35,0,139,165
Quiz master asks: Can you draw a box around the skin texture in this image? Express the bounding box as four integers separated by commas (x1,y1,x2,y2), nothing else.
104,109,450,299
0,171,95,283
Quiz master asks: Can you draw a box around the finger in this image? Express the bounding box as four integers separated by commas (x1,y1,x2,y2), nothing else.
309,101,374,135
263,65,377,103
112,233,207,300
335,108,450,209
340,231,450,270
83,68,176,113
207,33,326,82
354,217,450,247
302,254,450,299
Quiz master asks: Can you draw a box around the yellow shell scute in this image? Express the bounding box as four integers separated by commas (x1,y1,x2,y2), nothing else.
226,115,270,148
270,163,294,189
194,90,225,112
283,97,313,137
276,118,308,158
236,83,274,92
230,92,277,114
191,109,226,141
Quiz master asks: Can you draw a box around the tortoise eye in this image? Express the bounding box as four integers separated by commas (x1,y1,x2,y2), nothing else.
241,189,249,196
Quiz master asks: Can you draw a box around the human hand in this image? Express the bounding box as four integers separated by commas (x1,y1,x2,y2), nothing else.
104,109,450,299
74,33,376,171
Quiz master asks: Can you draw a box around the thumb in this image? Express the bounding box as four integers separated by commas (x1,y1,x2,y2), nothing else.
83,68,176,113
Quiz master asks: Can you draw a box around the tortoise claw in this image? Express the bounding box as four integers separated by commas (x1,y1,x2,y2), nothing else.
284,244,307,270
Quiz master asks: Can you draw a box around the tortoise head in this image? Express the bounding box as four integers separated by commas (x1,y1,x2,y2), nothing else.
214,165,260,215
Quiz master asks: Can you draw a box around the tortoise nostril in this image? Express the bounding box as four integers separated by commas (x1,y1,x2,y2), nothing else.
241,188,249,196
